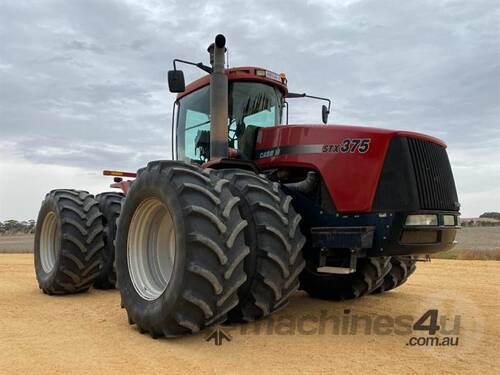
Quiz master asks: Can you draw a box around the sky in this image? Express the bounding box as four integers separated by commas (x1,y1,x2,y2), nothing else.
0,0,499,220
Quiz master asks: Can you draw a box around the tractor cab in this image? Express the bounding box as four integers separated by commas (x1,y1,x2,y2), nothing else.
173,68,287,163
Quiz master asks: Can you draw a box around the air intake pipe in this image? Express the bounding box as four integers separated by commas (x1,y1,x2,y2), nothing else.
208,34,228,159
283,171,318,195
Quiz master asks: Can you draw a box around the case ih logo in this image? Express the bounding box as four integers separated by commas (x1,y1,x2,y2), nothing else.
257,138,371,159
258,148,281,159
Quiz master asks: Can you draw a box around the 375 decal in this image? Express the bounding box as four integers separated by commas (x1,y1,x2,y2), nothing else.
322,138,371,154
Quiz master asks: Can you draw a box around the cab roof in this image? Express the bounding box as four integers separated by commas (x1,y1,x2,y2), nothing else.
176,66,288,100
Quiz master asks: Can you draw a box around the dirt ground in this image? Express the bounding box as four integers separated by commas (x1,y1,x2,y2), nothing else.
0,234,34,253
453,227,500,250
1,254,498,374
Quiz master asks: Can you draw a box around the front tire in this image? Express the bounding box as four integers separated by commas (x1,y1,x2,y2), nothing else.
34,189,105,294
116,161,249,338
215,170,306,323
372,256,417,294
300,256,391,300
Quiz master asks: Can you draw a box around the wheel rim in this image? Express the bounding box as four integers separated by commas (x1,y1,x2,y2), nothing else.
40,211,59,273
127,198,176,301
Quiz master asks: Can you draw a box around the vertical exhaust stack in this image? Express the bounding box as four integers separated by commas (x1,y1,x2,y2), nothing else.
208,34,228,159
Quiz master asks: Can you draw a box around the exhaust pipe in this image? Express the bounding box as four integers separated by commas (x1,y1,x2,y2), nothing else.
208,34,228,159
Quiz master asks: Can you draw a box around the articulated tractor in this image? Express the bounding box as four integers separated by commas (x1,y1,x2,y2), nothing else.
34,35,460,338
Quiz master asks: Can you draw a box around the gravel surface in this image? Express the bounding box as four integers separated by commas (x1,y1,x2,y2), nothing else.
0,254,498,374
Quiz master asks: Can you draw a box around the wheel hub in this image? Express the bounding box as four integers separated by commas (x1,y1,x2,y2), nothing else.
40,211,59,273
127,198,176,301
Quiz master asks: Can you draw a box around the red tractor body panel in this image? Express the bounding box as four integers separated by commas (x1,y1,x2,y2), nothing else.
254,124,446,213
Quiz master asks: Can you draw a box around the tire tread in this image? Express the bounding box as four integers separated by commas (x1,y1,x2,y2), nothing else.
35,190,105,294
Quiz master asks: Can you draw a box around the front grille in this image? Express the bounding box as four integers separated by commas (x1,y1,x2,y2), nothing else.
407,138,459,210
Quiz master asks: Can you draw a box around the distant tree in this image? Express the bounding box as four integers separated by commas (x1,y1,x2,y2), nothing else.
0,220,37,235
28,220,36,233
479,212,500,220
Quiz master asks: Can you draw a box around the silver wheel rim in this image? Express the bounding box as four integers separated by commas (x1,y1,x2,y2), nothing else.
127,198,176,301
40,211,59,273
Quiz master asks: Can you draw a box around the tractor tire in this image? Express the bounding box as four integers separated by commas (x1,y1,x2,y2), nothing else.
372,256,417,294
93,192,124,289
215,170,306,323
116,161,249,338
34,189,105,294
299,256,391,301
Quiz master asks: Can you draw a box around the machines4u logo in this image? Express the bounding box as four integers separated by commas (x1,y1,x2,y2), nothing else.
406,309,460,347
208,308,461,348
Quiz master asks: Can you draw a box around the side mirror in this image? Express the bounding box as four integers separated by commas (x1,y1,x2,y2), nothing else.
322,104,329,124
168,70,185,93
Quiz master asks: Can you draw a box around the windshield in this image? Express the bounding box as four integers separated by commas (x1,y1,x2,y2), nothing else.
176,82,283,163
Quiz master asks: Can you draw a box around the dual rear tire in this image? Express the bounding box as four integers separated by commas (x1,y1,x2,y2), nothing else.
35,190,124,294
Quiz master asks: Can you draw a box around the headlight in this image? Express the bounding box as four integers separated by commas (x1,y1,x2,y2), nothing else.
443,215,456,226
405,214,438,226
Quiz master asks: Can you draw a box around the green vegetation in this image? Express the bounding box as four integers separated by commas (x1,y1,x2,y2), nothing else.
0,220,36,235
461,212,500,227
432,249,500,261
479,212,500,220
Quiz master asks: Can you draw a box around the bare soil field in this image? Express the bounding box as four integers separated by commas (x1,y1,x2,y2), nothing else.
0,234,34,253
453,227,500,250
0,254,498,374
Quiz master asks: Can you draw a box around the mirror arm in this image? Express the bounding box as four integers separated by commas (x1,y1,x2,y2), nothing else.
173,59,213,74
283,100,289,125
287,92,331,112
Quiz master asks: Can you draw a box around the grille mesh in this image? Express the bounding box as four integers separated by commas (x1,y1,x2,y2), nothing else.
407,138,459,210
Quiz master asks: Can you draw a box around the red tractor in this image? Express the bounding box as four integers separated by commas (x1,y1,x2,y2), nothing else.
34,35,460,338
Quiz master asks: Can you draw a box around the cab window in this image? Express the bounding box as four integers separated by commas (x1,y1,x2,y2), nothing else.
176,82,283,163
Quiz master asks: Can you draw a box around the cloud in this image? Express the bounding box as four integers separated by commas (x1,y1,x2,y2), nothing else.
0,0,499,219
